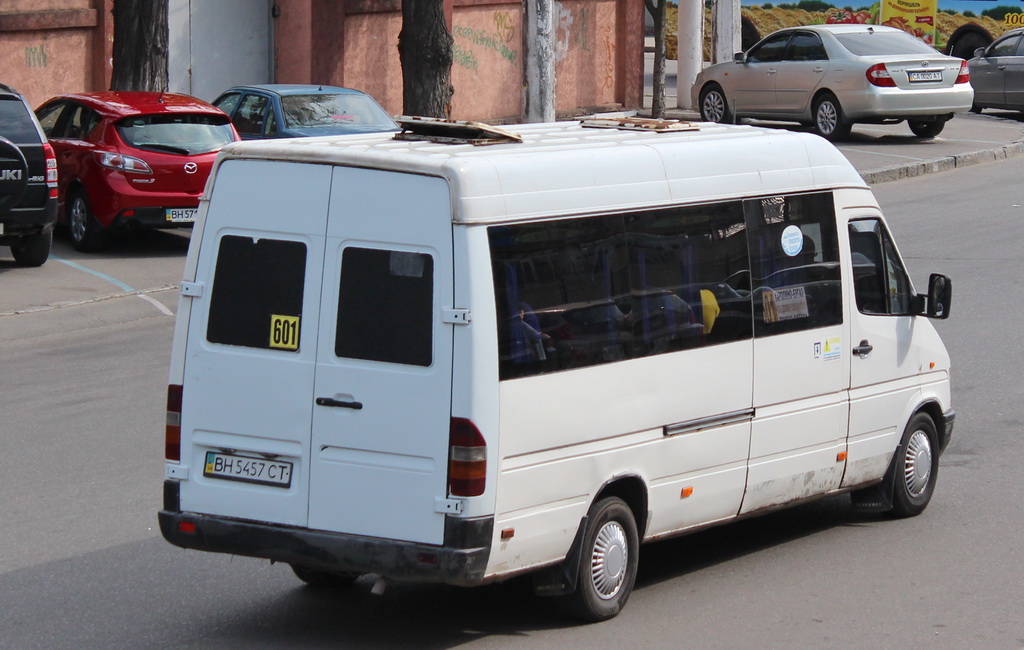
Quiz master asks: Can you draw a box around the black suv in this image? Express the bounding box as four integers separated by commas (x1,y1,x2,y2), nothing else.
1,83,57,266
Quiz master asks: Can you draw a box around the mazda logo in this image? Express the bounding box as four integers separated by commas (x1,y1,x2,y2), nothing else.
184,162,198,174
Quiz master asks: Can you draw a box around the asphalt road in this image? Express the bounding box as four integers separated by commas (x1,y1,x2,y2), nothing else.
2,149,1023,648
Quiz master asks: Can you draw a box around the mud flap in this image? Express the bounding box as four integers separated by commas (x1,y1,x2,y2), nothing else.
531,516,588,597
850,444,900,513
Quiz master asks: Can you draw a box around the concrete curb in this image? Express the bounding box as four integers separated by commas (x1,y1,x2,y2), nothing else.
861,139,1024,184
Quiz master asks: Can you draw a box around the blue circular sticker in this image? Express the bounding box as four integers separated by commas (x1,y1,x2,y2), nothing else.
781,225,803,257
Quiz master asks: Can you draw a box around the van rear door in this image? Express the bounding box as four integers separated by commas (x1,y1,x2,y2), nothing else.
308,168,454,545
179,160,331,527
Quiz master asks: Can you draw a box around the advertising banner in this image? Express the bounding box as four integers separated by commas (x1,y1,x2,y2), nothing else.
880,0,939,45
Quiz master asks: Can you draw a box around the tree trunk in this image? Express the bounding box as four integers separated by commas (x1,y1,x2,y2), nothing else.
110,0,169,92
644,0,667,118
398,0,455,118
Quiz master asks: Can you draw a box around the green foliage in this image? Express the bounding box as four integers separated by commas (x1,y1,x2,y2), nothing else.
963,11,976,18
981,6,1019,21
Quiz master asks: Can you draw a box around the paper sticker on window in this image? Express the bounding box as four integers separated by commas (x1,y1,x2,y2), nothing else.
270,314,300,350
762,286,809,323
781,225,803,257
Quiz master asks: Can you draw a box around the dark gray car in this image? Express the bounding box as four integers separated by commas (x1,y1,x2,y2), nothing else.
968,27,1024,112
0,83,57,266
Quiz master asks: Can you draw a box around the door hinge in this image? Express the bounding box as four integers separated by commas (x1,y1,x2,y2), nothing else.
442,308,471,325
434,497,464,514
180,281,204,297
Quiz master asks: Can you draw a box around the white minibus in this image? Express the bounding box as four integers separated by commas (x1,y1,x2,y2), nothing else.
160,117,955,621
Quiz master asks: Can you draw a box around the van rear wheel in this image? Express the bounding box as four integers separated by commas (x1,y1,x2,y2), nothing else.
558,496,639,622
290,564,360,587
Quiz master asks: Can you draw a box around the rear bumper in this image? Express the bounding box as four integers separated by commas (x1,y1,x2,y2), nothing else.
841,85,974,120
0,199,57,237
159,483,493,586
111,207,196,230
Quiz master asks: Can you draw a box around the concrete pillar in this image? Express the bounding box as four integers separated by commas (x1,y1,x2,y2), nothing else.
713,0,741,64
676,0,703,110
525,0,556,123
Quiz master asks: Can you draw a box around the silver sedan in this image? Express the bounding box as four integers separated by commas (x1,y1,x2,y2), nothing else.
692,24,974,141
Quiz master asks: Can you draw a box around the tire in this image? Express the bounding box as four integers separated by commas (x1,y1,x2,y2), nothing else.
890,413,940,518
10,229,52,267
812,93,851,141
699,84,734,124
67,189,107,252
558,497,639,622
290,564,360,587
970,103,983,114
908,119,945,139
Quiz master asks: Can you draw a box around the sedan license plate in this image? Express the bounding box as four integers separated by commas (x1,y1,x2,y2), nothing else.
204,451,293,488
166,208,197,223
908,70,942,83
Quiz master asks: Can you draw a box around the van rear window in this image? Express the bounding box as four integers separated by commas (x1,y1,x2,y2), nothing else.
207,235,307,351
335,247,434,367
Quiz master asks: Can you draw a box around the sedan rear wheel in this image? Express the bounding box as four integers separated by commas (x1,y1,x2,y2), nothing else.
812,93,851,142
908,119,945,139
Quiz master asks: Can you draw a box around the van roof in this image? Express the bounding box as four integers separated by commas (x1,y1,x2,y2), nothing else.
214,120,867,224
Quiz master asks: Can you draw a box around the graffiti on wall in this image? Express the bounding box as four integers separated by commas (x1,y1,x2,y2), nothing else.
452,11,519,72
25,44,48,68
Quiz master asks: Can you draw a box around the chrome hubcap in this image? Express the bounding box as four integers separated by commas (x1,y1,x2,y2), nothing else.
70,198,87,242
703,92,725,122
817,102,838,135
590,521,628,600
904,430,933,497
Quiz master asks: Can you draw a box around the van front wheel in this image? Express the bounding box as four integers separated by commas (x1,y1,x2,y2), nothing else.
891,413,940,518
290,564,360,587
559,497,639,622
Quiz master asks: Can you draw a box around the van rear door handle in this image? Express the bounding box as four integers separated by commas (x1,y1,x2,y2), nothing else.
316,397,363,410
853,340,873,358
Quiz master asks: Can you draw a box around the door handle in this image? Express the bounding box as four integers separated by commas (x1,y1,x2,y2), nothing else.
813,67,825,73
853,340,873,359
316,397,363,410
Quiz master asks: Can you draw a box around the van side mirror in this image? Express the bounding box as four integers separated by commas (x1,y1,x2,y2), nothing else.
734,52,746,63
924,273,951,319
974,46,986,58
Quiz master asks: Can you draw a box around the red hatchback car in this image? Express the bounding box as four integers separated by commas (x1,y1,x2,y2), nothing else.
35,92,238,251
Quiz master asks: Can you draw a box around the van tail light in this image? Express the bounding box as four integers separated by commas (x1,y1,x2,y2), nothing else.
955,60,970,84
866,63,896,87
166,384,182,461
43,143,58,198
449,418,486,497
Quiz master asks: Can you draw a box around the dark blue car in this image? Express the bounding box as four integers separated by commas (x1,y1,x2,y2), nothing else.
212,84,398,140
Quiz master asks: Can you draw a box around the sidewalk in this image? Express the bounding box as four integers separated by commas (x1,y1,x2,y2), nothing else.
642,53,1024,184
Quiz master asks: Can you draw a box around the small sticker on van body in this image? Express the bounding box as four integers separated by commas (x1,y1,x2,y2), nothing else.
270,314,300,350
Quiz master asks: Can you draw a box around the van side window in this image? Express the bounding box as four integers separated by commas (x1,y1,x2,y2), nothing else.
489,201,751,380
849,218,913,315
335,247,433,367
207,235,307,350
746,192,842,336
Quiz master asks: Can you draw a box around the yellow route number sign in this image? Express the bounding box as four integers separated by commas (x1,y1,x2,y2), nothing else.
270,314,300,350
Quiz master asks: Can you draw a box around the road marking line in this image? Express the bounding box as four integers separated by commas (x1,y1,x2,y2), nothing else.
49,254,174,316
51,255,136,292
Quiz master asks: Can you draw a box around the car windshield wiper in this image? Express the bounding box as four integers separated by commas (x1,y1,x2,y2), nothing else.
138,143,191,155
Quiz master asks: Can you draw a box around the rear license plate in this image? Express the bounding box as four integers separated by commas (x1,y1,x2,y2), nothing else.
166,208,197,223
908,70,942,83
203,451,293,488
